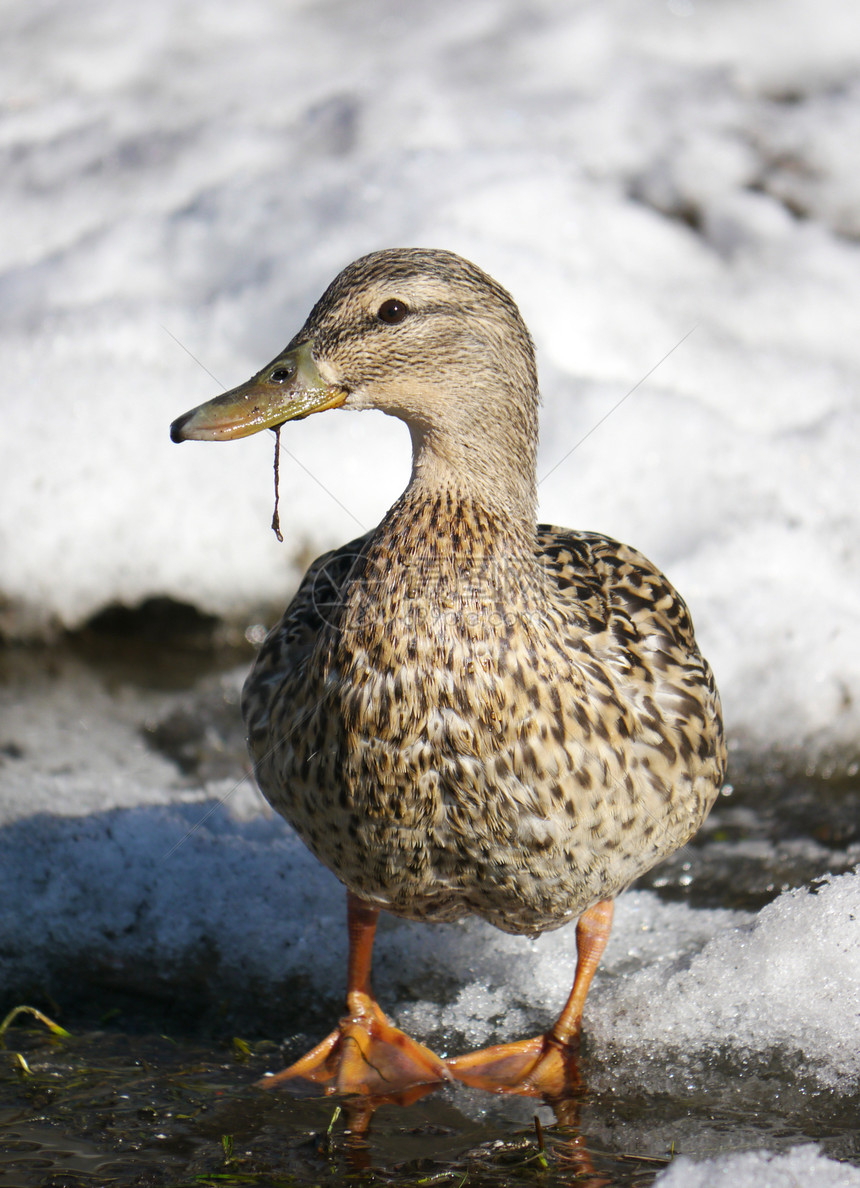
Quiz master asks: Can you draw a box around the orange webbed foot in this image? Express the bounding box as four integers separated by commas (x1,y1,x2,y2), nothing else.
256,989,452,1097
446,1032,581,1097
446,899,614,1097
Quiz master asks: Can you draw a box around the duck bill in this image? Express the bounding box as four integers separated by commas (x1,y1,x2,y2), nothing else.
170,342,347,443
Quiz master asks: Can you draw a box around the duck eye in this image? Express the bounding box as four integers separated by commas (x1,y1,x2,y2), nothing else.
269,362,296,384
377,298,409,325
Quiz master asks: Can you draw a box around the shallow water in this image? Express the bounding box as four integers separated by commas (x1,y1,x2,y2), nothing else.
3,1022,859,1187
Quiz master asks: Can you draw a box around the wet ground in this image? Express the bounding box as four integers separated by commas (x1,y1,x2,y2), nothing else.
1,622,859,1185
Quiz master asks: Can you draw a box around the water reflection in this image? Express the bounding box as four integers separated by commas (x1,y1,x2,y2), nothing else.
291,1053,618,1186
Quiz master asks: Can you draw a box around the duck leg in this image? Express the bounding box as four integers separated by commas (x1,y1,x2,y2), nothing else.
447,899,614,1096
257,892,451,1096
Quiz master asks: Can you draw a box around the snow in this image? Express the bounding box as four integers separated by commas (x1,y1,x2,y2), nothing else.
654,1145,860,1188
1,0,859,763
589,871,860,1094
1,0,860,1172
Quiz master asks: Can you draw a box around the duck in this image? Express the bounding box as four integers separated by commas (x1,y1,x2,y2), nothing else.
170,248,726,1098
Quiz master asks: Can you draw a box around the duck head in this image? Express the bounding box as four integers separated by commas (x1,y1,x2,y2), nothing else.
171,248,540,520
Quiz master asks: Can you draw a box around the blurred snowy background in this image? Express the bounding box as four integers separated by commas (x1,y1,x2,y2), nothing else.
1,0,859,1178
3,0,860,762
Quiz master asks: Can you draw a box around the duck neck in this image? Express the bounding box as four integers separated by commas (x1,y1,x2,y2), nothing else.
405,406,539,544
381,477,536,592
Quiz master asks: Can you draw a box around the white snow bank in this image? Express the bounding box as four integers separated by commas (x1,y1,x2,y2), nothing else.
589,870,860,1094
2,0,860,762
654,1145,860,1188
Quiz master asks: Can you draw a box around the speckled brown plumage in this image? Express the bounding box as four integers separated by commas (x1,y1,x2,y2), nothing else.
172,247,726,1095
244,495,724,936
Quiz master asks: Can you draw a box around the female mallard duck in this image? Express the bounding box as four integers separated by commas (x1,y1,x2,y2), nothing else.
171,248,725,1098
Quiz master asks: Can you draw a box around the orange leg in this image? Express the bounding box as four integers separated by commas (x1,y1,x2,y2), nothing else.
257,892,451,1096
447,899,614,1097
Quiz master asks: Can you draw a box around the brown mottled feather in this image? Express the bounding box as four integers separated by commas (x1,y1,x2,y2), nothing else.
244,507,724,936
240,247,726,938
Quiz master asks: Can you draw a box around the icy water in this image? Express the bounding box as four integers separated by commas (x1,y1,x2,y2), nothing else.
1,632,859,1185
3,1020,860,1188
